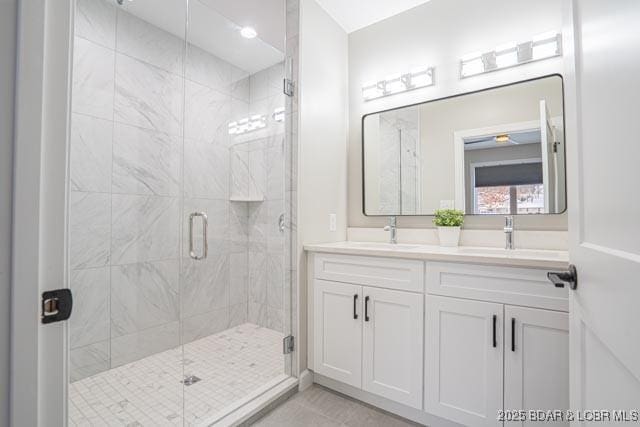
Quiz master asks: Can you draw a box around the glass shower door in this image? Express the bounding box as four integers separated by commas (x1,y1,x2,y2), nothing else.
181,1,292,424
67,0,292,425
67,0,188,424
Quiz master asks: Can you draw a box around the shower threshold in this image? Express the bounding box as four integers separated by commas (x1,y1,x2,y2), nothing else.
69,323,285,426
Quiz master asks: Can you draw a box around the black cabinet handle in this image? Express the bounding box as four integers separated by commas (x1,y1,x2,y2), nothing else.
353,294,358,319
364,296,370,322
511,317,516,352
492,315,497,348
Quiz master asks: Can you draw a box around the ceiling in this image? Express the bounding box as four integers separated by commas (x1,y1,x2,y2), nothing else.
314,0,433,33
120,0,284,74
464,129,542,151
197,0,285,52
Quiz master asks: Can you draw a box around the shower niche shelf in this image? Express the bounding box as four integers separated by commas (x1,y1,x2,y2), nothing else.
229,196,265,202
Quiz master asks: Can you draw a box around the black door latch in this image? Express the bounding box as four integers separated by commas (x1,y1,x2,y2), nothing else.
547,264,578,290
41,289,73,324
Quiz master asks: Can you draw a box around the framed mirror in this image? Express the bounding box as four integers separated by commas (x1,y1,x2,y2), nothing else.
362,75,566,216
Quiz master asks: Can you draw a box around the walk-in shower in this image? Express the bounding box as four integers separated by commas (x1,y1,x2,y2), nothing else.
67,0,296,424
376,108,422,215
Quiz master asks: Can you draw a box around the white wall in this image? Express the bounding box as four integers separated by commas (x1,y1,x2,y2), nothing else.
297,0,348,370
298,0,348,244
0,0,17,423
348,0,568,230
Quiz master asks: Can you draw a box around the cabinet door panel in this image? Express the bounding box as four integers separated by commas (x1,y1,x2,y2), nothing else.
363,287,423,409
313,280,362,388
505,306,569,426
425,295,503,427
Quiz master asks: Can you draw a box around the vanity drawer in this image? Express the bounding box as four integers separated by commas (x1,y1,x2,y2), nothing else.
426,262,568,311
314,254,424,293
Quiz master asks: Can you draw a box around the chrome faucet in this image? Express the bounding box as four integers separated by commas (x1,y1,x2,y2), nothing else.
383,216,397,244
504,216,514,250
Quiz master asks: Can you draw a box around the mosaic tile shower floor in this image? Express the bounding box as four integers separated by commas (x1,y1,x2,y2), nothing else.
69,324,284,426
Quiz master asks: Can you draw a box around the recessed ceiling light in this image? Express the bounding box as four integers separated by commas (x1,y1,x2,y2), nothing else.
495,134,510,143
240,27,257,39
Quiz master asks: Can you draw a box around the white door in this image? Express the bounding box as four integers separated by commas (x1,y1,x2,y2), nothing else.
362,287,423,409
11,1,74,425
540,99,556,213
504,306,569,426
313,280,363,388
425,295,503,427
565,0,640,422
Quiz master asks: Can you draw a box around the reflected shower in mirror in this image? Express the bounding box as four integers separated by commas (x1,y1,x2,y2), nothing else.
363,75,566,216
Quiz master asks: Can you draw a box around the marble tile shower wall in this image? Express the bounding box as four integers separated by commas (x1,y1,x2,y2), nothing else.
229,63,287,332
68,0,285,381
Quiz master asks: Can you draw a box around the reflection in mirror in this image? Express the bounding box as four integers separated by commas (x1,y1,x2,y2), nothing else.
363,75,565,216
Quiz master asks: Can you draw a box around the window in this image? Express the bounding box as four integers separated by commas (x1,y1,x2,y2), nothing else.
475,185,510,214
472,161,544,215
475,183,544,214
516,184,545,214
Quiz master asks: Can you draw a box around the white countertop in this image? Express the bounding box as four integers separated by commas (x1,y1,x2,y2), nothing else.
304,241,569,270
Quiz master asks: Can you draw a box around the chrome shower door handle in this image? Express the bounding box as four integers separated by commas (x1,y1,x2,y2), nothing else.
189,212,208,260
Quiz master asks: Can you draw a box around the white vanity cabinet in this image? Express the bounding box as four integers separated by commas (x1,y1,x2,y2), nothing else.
312,254,424,409
313,280,363,388
504,306,569,427
425,295,504,427
362,286,423,408
425,297,569,427
307,247,570,426
425,263,569,427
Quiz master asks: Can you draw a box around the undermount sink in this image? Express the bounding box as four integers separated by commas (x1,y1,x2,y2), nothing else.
456,247,561,258
350,242,420,250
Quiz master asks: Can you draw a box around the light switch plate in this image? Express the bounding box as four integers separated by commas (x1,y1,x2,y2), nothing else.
329,214,337,232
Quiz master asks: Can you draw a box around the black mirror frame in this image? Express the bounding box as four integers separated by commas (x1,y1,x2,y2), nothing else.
361,73,567,217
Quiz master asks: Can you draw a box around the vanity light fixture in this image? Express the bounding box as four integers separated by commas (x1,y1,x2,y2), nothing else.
532,31,561,60
460,32,562,78
272,107,285,122
362,66,435,101
228,114,266,135
383,73,405,95
460,52,484,79
495,42,518,68
229,108,285,135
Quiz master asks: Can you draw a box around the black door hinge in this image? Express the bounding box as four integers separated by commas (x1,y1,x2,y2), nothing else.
283,335,294,354
283,78,294,97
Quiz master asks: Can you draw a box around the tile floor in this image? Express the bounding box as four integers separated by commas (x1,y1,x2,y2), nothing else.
69,323,284,426
251,385,424,427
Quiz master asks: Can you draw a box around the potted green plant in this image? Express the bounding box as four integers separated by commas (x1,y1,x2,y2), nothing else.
433,209,464,247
